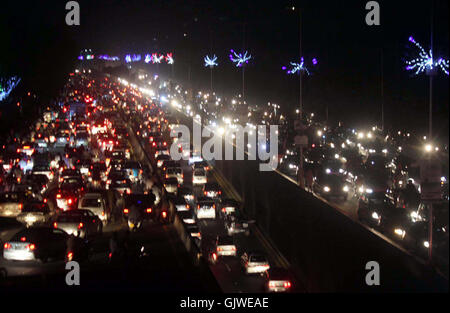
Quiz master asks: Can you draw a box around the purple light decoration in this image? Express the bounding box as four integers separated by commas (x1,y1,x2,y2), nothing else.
282,57,318,76
78,55,84,60
144,54,152,63
229,50,252,67
406,36,449,76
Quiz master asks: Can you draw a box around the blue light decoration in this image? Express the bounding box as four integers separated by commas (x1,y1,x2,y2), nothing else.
0,76,21,102
282,57,318,76
406,36,449,76
78,55,84,60
125,54,141,63
165,53,174,64
97,55,119,61
151,53,164,64
144,54,152,63
204,55,218,67
229,50,252,67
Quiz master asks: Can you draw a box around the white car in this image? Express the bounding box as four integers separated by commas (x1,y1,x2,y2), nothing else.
241,252,270,275
78,193,108,223
192,169,207,185
196,197,216,219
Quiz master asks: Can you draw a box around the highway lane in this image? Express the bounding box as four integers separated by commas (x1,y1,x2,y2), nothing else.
132,106,304,293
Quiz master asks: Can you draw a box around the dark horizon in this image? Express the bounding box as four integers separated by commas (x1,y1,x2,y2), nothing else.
1,0,449,139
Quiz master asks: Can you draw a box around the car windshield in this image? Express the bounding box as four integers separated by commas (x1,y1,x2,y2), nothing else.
82,198,102,207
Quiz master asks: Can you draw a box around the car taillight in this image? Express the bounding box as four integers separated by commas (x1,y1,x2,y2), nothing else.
217,247,223,251
53,222,58,228
284,281,292,288
204,191,207,195
27,244,36,251
162,211,167,218
146,208,152,213
212,252,217,261
123,208,129,214
101,211,105,216
19,203,23,210
186,204,190,209
4,243,11,250
152,142,156,147
56,194,61,199
218,191,222,195
78,223,84,229
67,252,73,261
67,198,73,204
231,246,236,251
44,198,47,203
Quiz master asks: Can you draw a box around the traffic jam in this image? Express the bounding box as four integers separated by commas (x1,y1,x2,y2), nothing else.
0,71,294,293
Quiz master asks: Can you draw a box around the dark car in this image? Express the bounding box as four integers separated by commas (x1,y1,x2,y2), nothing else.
203,182,222,198
123,193,156,221
55,209,103,239
313,174,349,201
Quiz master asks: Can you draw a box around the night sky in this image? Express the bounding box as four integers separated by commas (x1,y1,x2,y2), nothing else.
1,0,448,139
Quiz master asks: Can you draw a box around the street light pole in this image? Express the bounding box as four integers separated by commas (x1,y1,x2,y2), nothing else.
297,7,305,189
428,0,434,264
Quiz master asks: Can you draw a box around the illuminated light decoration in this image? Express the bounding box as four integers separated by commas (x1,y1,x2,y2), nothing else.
97,55,119,61
229,49,252,67
125,54,141,63
282,57,318,76
86,54,95,60
0,76,21,102
406,36,449,76
165,53,174,64
204,55,218,67
144,54,152,63
78,55,84,60
151,53,164,64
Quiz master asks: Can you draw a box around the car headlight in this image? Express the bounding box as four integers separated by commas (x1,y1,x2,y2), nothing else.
324,186,330,192
371,212,380,220
366,188,373,194
423,241,430,248
394,228,406,238
359,186,365,193
343,186,349,192
326,168,331,174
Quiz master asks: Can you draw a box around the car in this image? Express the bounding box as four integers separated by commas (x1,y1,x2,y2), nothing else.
220,198,239,216
215,236,237,257
75,132,90,147
161,160,181,172
16,202,53,227
32,164,54,181
3,227,86,263
193,168,207,185
123,161,143,183
173,196,191,212
357,192,408,230
264,267,293,293
313,173,349,201
164,177,179,194
177,210,197,224
178,186,194,203
186,223,201,240
154,147,169,159
109,177,132,195
203,182,222,198
156,154,171,168
224,212,252,236
59,169,82,183
54,209,102,239
403,221,449,258
240,252,270,275
0,192,29,217
25,173,50,194
60,176,85,194
54,188,80,211
78,193,109,223
192,161,210,172
166,167,183,184
196,197,216,219
123,193,156,221
74,159,92,176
